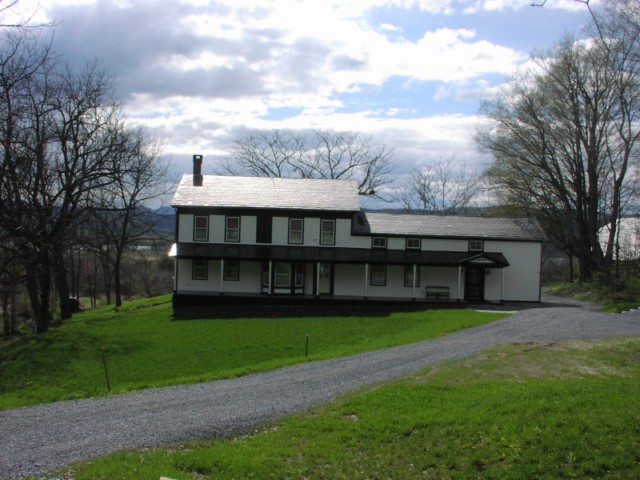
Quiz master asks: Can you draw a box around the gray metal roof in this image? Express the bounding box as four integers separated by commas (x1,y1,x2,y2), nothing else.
172,174,361,212
353,212,545,242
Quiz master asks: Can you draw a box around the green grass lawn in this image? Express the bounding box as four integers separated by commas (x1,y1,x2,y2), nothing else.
0,296,506,409
60,337,640,480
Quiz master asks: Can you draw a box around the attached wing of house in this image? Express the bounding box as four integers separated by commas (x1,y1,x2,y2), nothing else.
171,156,545,306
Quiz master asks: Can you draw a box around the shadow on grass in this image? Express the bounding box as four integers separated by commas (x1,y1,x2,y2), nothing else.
172,302,450,320
172,294,593,320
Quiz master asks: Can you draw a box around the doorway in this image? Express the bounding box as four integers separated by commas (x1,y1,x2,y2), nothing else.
465,266,485,302
317,263,332,295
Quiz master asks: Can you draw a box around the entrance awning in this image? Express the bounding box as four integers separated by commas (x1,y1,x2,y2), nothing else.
457,252,510,268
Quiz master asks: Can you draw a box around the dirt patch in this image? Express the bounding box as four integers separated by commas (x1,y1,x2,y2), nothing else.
409,337,640,384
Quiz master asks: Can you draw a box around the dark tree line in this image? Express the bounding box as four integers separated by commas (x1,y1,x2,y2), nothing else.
0,31,170,334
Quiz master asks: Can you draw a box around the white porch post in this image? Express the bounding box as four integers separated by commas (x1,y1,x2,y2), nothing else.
364,263,369,299
220,258,224,295
173,257,178,292
268,260,272,295
412,264,417,300
457,265,463,301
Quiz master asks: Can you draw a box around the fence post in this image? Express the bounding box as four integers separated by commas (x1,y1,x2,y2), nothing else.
100,347,111,393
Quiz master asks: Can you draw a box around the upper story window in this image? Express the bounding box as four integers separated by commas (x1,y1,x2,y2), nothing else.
193,215,208,242
192,259,208,280
406,237,421,250
469,240,484,252
225,216,240,242
320,219,335,245
372,237,387,249
288,218,304,244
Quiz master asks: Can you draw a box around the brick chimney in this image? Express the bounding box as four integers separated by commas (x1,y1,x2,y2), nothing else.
193,154,203,186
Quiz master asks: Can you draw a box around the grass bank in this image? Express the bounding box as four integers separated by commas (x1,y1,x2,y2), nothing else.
545,280,640,312
0,296,506,409
61,336,640,480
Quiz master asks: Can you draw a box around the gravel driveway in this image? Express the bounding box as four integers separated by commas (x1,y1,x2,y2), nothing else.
2,296,639,479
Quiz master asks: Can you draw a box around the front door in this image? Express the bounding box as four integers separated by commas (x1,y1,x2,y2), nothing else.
318,263,332,295
465,266,485,302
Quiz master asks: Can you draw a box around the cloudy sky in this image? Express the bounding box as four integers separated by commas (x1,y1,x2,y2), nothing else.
9,0,597,202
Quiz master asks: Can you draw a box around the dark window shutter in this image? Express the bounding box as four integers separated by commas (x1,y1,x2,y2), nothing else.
256,215,272,243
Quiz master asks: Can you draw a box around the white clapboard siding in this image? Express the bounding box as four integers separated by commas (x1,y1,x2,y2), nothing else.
487,241,541,301
176,259,220,292
422,238,468,252
423,266,461,300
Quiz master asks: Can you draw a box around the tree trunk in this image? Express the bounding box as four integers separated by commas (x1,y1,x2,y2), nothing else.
2,288,11,336
25,261,52,334
114,250,123,308
568,252,574,283
54,259,73,321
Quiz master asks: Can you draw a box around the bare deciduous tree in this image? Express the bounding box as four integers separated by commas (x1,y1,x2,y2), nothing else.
0,0,55,29
222,129,305,178
0,31,166,333
88,128,170,308
219,128,394,197
477,34,640,281
399,159,482,215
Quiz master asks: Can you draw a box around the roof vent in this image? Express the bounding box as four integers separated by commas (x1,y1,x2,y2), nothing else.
193,154,203,186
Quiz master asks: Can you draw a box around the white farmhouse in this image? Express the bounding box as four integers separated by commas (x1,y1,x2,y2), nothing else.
171,156,545,307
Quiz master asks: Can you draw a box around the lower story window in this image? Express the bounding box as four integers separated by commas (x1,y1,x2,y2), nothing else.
404,265,420,287
224,260,240,281
263,262,305,289
192,259,208,280
370,264,386,286
274,262,291,288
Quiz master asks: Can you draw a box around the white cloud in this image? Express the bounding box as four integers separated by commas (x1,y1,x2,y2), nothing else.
8,0,586,184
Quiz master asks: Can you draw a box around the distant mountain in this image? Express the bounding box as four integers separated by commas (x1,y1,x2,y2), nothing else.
152,207,175,235
155,206,175,216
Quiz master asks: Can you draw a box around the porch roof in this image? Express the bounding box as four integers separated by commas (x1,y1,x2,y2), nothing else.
175,244,510,267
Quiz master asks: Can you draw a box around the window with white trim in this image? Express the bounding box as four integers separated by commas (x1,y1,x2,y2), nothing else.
274,262,291,287
370,264,386,286
225,216,240,242
469,240,484,252
320,219,335,245
406,237,421,250
372,237,387,249
288,218,304,244
192,259,208,280
193,216,208,242
223,260,240,281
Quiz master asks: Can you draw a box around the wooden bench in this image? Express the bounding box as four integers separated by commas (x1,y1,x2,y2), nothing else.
425,286,449,301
